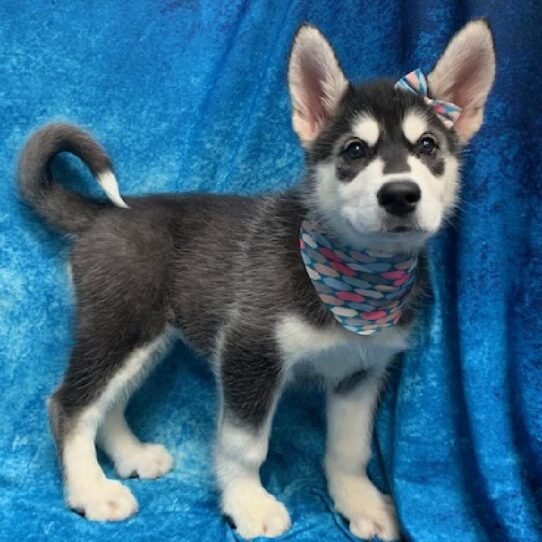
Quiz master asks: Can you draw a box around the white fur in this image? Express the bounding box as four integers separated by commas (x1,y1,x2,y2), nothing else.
327,467,399,540
353,115,380,146
406,154,459,232
62,332,171,521
215,419,291,538
325,379,399,541
276,314,410,384
402,112,427,144
98,401,174,479
313,159,384,251
97,171,129,208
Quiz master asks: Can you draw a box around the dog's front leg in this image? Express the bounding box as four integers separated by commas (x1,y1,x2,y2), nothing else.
325,371,400,541
214,330,290,539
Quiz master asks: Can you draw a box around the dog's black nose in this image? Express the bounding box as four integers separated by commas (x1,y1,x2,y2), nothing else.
377,181,421,217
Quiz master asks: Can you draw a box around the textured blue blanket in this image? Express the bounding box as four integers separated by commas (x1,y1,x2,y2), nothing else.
1,1,541,540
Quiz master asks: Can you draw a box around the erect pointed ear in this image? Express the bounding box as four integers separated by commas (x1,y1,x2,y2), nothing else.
428,19,496,144
288,24,349,147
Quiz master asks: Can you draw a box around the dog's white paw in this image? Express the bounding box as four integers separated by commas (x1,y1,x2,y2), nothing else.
115,443,174,479
348,501,399,542
223,483,291,539
328,473,399,541
67,478,138,521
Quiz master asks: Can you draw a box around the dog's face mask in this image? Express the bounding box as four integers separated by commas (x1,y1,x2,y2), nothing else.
288,21,495,250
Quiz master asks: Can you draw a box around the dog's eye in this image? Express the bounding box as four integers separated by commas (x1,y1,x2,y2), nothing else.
343,140,367,160
416,135,438,155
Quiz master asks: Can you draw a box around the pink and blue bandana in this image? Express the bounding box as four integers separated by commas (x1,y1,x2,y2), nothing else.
395,68,462,128
299,220,418,335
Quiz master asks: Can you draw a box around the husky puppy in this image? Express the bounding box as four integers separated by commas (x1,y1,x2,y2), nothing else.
18,20,495,541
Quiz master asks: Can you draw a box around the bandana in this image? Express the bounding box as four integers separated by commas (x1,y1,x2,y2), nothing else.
299,220,417,335
395,68,462,128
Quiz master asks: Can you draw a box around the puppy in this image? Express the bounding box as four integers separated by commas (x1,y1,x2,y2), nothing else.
18,20,495,540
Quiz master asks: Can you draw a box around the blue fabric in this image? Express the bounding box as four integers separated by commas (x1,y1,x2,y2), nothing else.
1,1,540,540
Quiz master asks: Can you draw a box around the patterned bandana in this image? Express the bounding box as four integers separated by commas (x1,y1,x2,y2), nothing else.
395,68,462,128
299,220,418,336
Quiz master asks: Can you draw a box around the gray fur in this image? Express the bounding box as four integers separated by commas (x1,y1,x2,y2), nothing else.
18,123,113,234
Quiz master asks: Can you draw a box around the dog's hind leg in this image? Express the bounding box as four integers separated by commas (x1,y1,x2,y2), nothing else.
48,328,170,521
97,395,174,480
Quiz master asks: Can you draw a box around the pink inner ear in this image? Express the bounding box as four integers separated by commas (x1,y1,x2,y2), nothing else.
428,21,495,142
444,46,493,111
298,54,328,131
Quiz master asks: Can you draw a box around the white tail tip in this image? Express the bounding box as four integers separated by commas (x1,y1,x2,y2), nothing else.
97,171,129,208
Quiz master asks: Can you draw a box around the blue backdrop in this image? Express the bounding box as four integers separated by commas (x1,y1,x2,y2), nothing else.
0,1,541,541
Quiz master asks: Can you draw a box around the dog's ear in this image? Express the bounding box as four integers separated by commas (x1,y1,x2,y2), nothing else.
428,19,496,144
288,25,349,147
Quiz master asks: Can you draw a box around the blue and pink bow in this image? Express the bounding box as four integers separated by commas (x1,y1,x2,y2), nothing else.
395,68,462,128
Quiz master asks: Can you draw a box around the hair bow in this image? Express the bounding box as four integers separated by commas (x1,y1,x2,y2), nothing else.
395,68,462,128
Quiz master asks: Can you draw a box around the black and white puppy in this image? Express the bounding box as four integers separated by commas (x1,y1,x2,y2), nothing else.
18,21,495,541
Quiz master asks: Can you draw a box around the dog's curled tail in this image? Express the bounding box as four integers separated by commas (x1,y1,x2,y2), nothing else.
18,123,128,234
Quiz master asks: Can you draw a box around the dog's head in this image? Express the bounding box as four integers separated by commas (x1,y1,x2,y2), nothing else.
289,20,495,251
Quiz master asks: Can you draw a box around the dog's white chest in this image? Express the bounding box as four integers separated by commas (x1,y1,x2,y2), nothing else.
275,314,411,384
